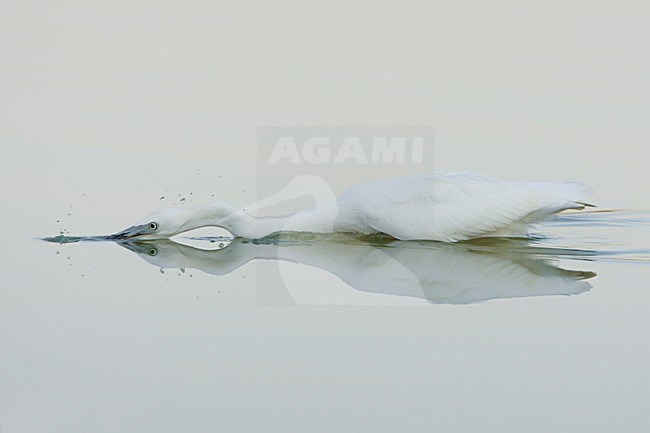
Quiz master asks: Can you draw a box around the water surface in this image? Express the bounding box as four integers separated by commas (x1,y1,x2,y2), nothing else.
40,210,650,305
2,1,649,429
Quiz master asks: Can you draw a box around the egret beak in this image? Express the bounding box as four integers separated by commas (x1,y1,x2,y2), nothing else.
106,224,152,240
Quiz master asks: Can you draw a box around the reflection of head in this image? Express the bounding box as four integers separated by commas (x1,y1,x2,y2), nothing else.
119,236,595,305
121,239,246,276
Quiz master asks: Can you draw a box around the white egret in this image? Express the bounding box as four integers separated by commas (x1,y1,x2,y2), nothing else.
111,171,592,242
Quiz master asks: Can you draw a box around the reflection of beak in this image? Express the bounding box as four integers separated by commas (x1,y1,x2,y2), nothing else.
106,224,150,240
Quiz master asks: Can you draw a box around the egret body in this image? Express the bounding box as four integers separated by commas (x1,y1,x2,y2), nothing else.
111,172,592,242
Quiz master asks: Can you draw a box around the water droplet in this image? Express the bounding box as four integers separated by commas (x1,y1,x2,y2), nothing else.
180,268,185,273
160,268,165,274
160,196,165,200
218,243,225,248
180,198,186,205
56,251,60,255
67,213,71,216
56,219,60,223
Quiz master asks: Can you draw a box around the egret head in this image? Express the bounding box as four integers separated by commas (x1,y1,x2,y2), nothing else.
109,207,193,241
108,202,248,241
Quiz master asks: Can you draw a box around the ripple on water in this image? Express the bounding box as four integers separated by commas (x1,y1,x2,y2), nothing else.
543,210,650,262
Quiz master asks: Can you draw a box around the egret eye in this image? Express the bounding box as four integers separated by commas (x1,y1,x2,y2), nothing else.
149,248,158,256
149,222,158,230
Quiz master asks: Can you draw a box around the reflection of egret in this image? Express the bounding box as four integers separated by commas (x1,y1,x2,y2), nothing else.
120,236,595,305
110,172,592,242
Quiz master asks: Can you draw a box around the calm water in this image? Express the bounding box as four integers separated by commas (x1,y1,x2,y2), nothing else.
2,1,650,430
1,141,649,433
3,191,648,432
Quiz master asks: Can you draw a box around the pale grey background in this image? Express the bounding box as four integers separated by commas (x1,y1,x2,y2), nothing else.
1,1,649,432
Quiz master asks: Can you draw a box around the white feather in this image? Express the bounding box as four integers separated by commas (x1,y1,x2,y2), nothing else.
333,171,592,241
